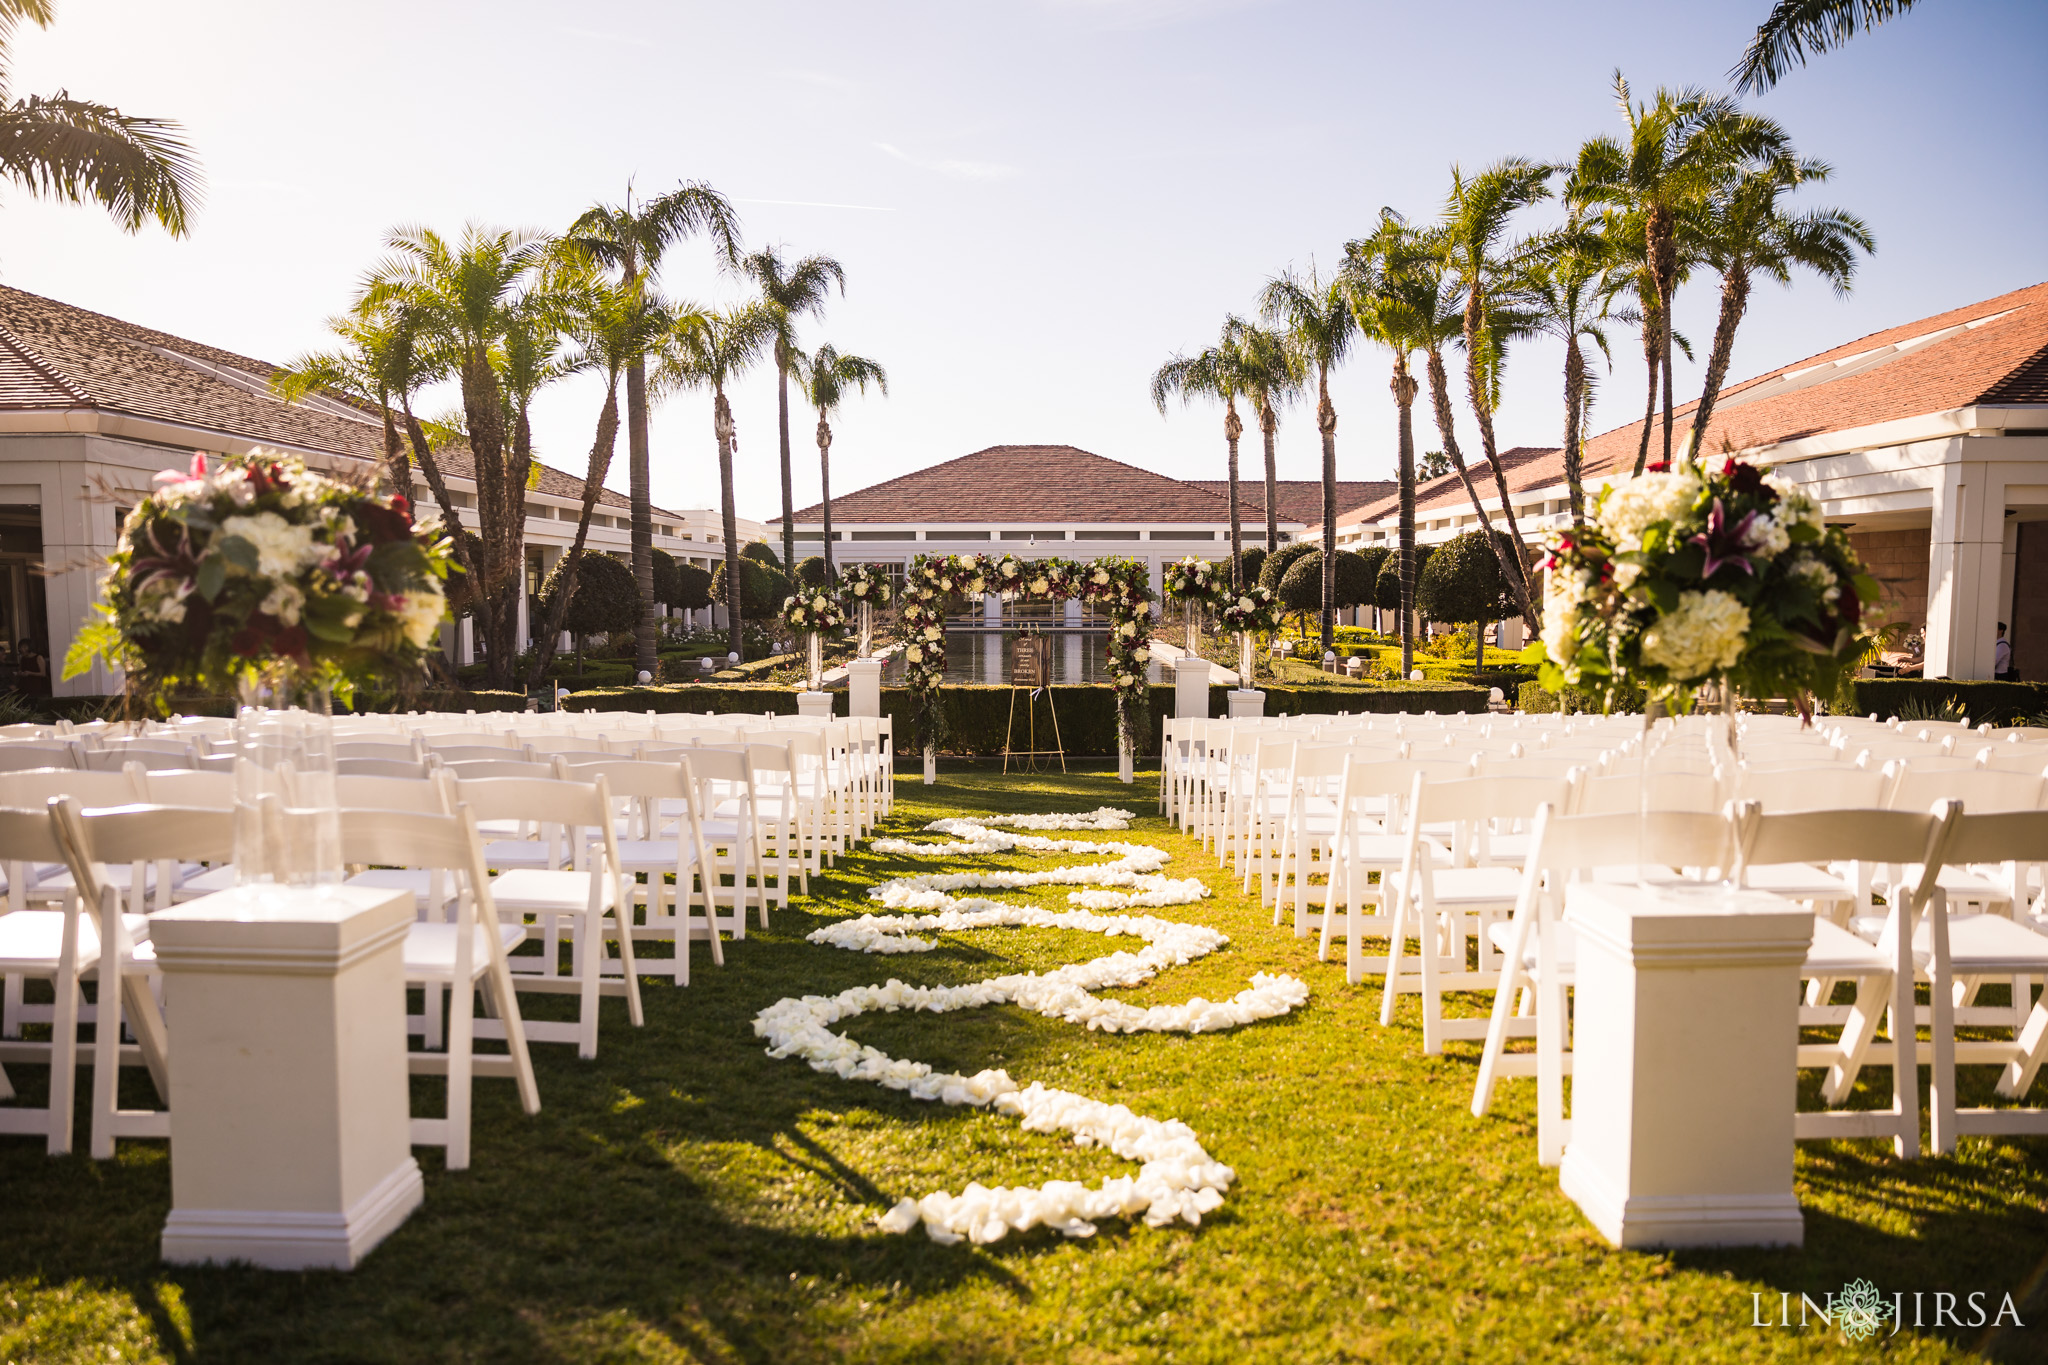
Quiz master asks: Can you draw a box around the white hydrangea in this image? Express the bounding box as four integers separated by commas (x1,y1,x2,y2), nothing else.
1640,589,1750,682
219,512,319,578
1596,470,1701,550
260,580,305,626
1542,571,1583,667
395,587,447,648
1746,513,1790,559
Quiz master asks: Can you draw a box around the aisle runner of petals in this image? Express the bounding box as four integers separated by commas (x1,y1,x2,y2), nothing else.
752,808,1310,1245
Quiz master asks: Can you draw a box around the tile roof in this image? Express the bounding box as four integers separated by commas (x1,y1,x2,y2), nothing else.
1184,479,1396,525
781,444,1274,525
1337,447,1562,525
1580,279,2048,477
0,284,646,515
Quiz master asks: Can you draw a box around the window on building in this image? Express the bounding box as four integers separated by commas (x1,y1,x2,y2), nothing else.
1147,530,1217,540
850,530,903,542
929,530,991,540
999,529,1069,540
1074,530,1140,541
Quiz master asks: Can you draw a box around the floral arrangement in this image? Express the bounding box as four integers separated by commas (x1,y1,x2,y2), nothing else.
1218,582,1281,635
900,553,990,750
1539,455,1880,711
65,451,456,704
1162,556,1231,609
752,809,1308,1245
781,587,849,635
1076,557,1154,750
838,562,893,606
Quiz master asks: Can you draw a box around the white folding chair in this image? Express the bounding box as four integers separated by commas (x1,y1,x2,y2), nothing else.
0,803,98,1154
559,758,723,985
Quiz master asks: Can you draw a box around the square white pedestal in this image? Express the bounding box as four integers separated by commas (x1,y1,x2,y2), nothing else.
149,884,421,1270
1559,882,1814,1250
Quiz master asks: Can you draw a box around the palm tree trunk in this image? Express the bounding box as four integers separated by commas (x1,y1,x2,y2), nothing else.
1648,206,1678,467
458,350,517,690
716,391,744,659
1260,406,1279,555
1456,302,1538,628
1225,402,1244,590
1427,346,1537,629
776,340,796,575
1317,381,1337,654
526,379,621,685
1633,302,1661,477
401,399,487,669
627,357,657,678
1562,337,1587,522
1690,267,1751,455
817,415,836,582
1393,361,1418,679
378,399,415,508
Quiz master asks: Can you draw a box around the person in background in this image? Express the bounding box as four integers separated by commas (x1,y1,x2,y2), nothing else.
15,639,45,683
1995,622,2016,681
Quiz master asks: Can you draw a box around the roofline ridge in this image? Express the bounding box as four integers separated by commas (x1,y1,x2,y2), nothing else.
0,319,91,404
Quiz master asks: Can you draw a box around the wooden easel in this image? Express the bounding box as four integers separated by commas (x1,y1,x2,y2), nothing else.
1002,631,1065,773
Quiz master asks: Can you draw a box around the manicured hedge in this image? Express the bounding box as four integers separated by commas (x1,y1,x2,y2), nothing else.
561,679,1489,755
1851,678,2048,725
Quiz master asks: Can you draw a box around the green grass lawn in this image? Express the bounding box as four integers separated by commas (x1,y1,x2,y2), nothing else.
3,770,2045,1363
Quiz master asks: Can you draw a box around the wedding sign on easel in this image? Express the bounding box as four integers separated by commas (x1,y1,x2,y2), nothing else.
1002,631,1064,774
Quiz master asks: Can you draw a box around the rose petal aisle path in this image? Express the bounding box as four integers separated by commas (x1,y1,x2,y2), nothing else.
0,770,2041,1363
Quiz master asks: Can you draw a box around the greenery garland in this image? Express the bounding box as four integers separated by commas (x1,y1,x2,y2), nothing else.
903,553,990,751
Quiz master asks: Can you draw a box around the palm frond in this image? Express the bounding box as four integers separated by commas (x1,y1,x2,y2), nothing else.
1732,0,1921,94
0,91,201,234
0,0,56,105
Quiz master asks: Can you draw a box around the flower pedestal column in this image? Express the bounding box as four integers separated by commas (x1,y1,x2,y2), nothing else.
1117,738,1134,784
796,692,834,718
151,884,420,1270
846,658,883,718
1226,690,1265,719
923,745,937,786
1173,657,1211,720
1558,882,1813,1250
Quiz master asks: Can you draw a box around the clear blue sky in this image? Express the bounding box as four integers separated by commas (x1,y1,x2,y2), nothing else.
9,0,2045,526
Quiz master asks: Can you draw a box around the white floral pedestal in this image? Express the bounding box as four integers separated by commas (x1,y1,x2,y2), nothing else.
846,658,884,718
151,884,421,1270
923,746,937,785
1173,657,1211,719
1559,882,1813,1249
1226,689,1265,719
796,692,835,718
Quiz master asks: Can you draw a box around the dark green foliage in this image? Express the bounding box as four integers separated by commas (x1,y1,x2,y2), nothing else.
712,557,790,619
1259,541,1318,594
1232,545,1266,588
538,550,639,640
562,681,1488,751
672,562,713,612
1416,529,1518,627
1349,544,1390,590
1375,544,1433,612
651,549,680,608
1852,678,2048,726
1276,551,1372,620
795,555,829,589
741,540,782,569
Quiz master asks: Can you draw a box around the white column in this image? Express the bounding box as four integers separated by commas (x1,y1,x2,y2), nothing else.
1559,883,1813,1249
847,658,883,717
1173,657,1211,719
47,472,118,698
149,885,422,1270
1923,451,2004,680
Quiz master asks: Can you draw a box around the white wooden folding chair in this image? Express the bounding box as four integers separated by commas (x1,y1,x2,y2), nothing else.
458,775,645,1060
0,802,98,1154
1317,755,1467,981
1737,800,1957,1158
340,804,540,1170
559,758,722,985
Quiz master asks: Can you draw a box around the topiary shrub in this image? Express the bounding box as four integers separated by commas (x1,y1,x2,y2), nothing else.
1374,543,1433,612
1232,545,1267,589
537,550,640,674
712,556,790,621
651,549,680,609
795,555,829,589
1417,529,1519,667
672,562,713,613
1259,541,1318,594
741,540,782,569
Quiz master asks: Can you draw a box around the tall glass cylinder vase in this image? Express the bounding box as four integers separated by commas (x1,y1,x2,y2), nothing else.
231,672,341,892
1705,677,1742,772
857,601,874,659
1185,607,1200,655
1238,630,1255,685
806,631,824,692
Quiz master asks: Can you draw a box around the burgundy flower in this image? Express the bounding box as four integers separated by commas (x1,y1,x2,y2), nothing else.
1689,498,1758,580
1723,458,1767,500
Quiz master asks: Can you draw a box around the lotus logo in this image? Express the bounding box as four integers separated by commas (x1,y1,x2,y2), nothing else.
1833,1280,1892,1343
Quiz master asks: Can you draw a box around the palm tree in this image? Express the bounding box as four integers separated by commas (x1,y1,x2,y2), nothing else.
1340,231,1426,678
0,0,200,236
1351,211,1534,631
741,246,847,574
797,344,888,581
1689,155,1872,448
1575,75,1791,471
1518,199,1630,522
1733,0,1923,93
525,272,675,684
564,182,741,677
363,224,553,687
1440,158,1551,624
1227,318,1302,558
662,305,773,659
1152,326,1253,588
1259,265,1358,654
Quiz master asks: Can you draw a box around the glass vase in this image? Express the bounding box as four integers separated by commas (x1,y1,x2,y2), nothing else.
857,601,874,659
806,631,824,692
231,672,342,891
1185,608,1201,656
1238,631,1255,686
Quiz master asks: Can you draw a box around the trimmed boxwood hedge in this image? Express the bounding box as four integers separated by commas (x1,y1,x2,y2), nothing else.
561,679,1488,756
1851,678,2048,725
